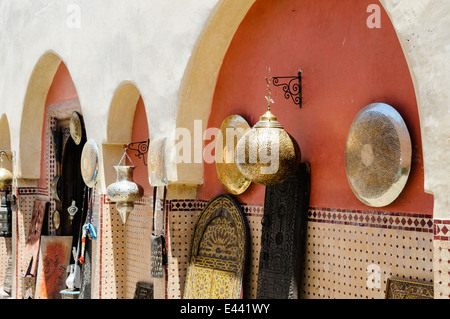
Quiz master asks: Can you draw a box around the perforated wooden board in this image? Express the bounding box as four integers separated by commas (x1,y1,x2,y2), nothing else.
166,200,263,299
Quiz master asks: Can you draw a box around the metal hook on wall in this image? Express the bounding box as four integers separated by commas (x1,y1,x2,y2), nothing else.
270,70,302,108
124,138,150,166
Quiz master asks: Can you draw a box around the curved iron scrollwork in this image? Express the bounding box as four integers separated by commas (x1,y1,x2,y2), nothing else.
0,151,12,162
271,70,302,108
127,139,150,166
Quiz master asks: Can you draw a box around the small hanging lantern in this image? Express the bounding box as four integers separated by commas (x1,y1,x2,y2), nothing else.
235,77,300,186
106,147,144,224
0,152,12,190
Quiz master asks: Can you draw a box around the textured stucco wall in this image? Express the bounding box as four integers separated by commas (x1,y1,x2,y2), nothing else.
379,0,450,219
0,0,220,187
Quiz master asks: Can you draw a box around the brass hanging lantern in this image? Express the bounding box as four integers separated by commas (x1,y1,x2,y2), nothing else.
235,78,300,186
106,148,143,224
0,167,12,190
0,152,12,190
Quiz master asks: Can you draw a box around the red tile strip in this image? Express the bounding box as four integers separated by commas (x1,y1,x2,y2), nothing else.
307,206,433,233
434,219,450,241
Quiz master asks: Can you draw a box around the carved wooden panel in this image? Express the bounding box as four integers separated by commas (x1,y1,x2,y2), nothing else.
257,163,310,299
22,200,49,277
183,194,248,299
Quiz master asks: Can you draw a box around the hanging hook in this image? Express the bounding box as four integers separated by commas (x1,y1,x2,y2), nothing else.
118,145,135,166
265,77,274,110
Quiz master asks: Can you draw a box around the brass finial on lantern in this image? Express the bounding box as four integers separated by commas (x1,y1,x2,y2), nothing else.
235,77,300,186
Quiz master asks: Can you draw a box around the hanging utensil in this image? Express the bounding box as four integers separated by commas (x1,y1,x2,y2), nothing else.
150,186,167,278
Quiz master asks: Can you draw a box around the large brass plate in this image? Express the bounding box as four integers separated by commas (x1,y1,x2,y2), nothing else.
215,115,251,195
69,111,83,145
345,103,411,207
80,139,99,188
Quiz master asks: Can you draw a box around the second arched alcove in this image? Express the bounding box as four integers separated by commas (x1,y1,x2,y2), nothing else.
103,81,156,299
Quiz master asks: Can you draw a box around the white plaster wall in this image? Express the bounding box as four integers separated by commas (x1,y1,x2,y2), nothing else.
379,0,450,218
0,0,220,186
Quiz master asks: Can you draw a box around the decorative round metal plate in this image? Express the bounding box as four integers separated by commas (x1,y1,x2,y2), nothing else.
53,210,60,230
345,103,412,207
69,111,83,145
80,139,99,188
215,115,251,195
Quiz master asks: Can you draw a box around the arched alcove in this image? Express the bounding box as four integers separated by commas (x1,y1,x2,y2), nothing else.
0,113,12,296
196,0,433,215
175,0,256,185
14,51,90,298
103,81,152,299
175,0,433,206
0,114,11,150
104,82,142,188
174,0,435,299
18,52,64,180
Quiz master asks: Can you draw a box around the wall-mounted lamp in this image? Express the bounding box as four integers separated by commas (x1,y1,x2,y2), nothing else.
106,145,144,224
235,74,301,186
126,139,150,166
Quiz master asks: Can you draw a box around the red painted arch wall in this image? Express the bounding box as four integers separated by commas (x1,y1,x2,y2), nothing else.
197,0,433,215
39,62,78,189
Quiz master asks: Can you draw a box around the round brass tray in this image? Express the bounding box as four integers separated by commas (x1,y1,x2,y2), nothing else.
345,103,412,207
52,210,60,230
69,111,83,145
215,115,251,195
81,139,99,188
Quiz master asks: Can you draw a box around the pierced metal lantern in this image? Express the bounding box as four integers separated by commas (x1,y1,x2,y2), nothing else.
235,107,300,186
0,167,12,190
106,165,144,224
235,77,301,186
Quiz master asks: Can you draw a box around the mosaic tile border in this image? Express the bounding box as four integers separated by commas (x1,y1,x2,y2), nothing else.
169,201,434,233
308,207,433,233
16,187,38,196
434,219,450,241
169,199,264,217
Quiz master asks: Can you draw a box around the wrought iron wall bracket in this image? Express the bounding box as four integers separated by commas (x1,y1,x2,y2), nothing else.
125,139,150,166
0,151,12,162
271,70,302,108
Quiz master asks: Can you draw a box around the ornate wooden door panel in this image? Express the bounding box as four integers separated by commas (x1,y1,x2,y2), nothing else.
184,194,248,299
257,163,310,299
